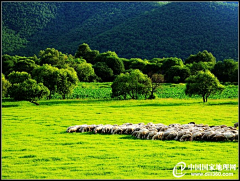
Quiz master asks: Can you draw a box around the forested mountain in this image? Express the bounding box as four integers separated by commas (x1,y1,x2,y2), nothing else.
2,1,238,61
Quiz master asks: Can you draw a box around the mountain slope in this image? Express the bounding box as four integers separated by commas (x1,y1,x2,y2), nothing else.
86,2,238,61
2,2,238,61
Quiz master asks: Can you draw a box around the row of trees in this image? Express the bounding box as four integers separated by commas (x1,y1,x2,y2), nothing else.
2,43,238,84
110,69,225,102
2,43,237,103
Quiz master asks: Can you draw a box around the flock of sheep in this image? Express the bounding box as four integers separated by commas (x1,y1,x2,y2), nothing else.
66,122,238,142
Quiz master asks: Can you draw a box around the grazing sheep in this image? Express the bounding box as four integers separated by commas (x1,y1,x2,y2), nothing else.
152,132,164,140
165,131,178,140
188,122,195,124
234,133,238,141
132,130,140,137
191,132,204,141
146,131,157,140
137,129,149,139
66,122,238,142
234,122,238,128
175,130,189,141
67,125,82,133
180,133,192,141
212,133,226,142
93,126,103,134
223,132,235,141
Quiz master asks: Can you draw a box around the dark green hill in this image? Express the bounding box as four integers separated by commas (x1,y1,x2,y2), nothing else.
2,2,238,61
86,2,238,61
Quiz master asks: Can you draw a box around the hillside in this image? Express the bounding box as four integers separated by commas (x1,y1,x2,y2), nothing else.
2,2,238,61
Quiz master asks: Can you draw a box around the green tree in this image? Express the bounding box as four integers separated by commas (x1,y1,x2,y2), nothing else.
186,61,209,75
93,62,114,82
9,79,50,105
230,67,238,83
165,65,190,83
105,56,125,75
75,43,99,64
8,72,50,105
161,57,184,74
94,51,118,63
32,64,59,99
8,71,31,84
185,50,216,69
148,73,164,99
2,73,11,97
111,69,152,99
212,59,238,82
74,62,96,82
13,58,37,74
2,54,17,77
129,58,148,71
185,70,225,102
56,67,79,99
39,48,67,68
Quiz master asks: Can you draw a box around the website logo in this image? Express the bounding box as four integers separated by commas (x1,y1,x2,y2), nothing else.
173,162,186,178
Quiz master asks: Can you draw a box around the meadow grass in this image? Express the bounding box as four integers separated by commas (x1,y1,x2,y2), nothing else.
1,98,238,179
51,82,238,100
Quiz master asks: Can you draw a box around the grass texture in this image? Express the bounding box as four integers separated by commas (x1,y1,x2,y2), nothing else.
1,97,238,179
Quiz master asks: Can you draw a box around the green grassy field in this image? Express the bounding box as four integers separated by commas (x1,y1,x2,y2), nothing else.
1,97,238,179
51,82,238,100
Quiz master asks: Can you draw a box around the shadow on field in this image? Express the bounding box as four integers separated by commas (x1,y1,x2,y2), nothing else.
39,99,112,106
110,102,195,108
207,101,238,106
2,104,19,108
110,100,238,108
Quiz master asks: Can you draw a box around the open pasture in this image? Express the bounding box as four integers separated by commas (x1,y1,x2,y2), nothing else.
1,98,238,179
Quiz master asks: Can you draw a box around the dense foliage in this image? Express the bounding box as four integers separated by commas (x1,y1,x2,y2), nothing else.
185,70,225,102
7,71,50,104
111,69,152,99
2,2,238,61
2,43,238,102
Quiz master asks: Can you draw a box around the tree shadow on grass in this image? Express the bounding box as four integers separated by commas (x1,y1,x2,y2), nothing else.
110,100,238,108
39,99,113,106
110,102,196,108
2,104,19,108
207,101,238,106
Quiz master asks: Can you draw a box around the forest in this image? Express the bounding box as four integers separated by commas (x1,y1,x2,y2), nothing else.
2,2,238,61
2,43,238,103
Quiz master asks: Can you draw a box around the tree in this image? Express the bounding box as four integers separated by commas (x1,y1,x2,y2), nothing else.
148,73,164,99
32,64,59,99
165,65,190,83
56,67,79,99
186,61,209,75
39,48,67,68
105,56,125,75
185,50,216,69
94,51,118,63
111,69,152,99
74,62,96,82
8,71,31,84
212,59,238,82
13,58,37,74
93,62,114,82
2,73,11,97
185,70,225,102
2,54,18,77
7,72,50,105
9,79,50,105
129,58,148,71
161,57,184,74
75,43,99,64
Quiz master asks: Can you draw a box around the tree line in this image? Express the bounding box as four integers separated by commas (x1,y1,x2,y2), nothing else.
2,43,238,103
